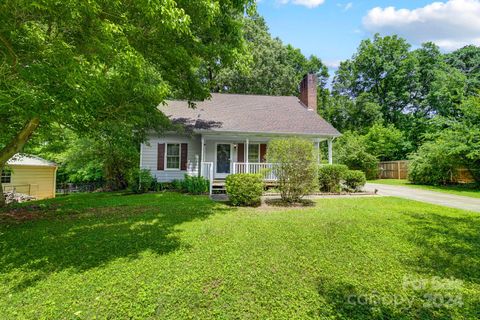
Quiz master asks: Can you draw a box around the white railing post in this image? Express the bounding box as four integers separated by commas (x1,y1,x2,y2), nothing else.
209,163,213,195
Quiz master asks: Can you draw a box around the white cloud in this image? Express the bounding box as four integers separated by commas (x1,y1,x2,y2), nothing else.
277,0,325,8
362,0,480,50
337,2,353,11
324,60,342,68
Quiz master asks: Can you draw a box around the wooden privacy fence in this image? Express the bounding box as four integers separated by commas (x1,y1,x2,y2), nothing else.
378,161,475,183
378,161,409,179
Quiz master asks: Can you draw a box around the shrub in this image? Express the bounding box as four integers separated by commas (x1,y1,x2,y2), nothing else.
318,164,348,193
343,170,366,192
225,173,264,206
267,138,317,202
171,179,183,191
408,141,461,185
180,175,209,194
127,168,154,193
334,132,379,179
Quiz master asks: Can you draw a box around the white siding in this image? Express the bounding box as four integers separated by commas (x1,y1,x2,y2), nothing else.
141,134,201,182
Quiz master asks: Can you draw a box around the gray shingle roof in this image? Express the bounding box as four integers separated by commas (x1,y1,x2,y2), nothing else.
160,93,340,137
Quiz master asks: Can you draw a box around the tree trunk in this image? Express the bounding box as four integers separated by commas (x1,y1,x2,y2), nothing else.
0,117,40,207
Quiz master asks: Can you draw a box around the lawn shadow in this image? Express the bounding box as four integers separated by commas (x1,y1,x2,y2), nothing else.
0,192,233,292
404,212,480,283
314,280,458,319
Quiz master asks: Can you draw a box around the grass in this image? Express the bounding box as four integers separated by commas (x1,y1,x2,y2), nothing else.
1,192,479,319
369,179,480,199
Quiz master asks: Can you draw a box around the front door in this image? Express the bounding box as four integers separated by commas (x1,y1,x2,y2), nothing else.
215,144,231,179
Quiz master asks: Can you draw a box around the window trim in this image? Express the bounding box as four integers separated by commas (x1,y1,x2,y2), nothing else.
248,143,260,163
164,143,181,170
1,168,12,184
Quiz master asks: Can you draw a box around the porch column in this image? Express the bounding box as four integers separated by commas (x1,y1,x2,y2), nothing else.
199,135,205,177
245,138,249,173
201,135,205,162
327,138,333,165
315,140,320,164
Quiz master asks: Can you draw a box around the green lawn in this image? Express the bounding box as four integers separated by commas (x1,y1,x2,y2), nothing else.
1,193,479,319
369,179,480,199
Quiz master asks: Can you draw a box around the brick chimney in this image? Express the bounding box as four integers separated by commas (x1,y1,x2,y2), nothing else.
299,73,317,111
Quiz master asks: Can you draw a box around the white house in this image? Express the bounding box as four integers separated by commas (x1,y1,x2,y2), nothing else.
140,74,340,192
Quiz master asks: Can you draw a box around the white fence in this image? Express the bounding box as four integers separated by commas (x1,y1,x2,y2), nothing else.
233,162,277,181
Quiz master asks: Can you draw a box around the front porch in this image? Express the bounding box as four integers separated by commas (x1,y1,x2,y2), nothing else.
197,133,333,194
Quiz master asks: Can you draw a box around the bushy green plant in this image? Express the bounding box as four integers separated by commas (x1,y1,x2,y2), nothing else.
343,170,366,192
127,168,154,193
171,179,183,192
267,138,317,202
408,141,461,185
225,174,264,206
180,175,209,194
334,132,379,179
318,164,348,193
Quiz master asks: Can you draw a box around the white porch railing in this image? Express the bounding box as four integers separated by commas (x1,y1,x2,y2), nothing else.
200,162,214,195
233,162,278,181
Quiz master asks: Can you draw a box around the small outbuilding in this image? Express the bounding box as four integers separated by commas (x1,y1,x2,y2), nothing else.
2,154,57,200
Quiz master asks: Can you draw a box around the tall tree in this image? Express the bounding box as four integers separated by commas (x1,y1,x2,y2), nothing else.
333,34,415,125
0,0,254,206
214,14,328,96
445,45,480,96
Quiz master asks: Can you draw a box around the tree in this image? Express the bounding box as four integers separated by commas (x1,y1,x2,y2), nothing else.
364,124,412,161
333,34,415,125
0,0,254,206
267,138,317,202
319,93,383,134
214,14,328,96
445,45,480,96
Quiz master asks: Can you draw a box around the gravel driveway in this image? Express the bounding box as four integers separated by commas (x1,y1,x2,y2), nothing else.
365,183,480,212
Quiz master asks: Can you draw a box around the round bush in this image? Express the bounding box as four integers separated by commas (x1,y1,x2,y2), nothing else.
318,164,349,193
226,173,264,206
127,168,154,193
343,170,366,192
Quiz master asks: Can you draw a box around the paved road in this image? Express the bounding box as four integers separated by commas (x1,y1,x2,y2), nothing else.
365,183,480,212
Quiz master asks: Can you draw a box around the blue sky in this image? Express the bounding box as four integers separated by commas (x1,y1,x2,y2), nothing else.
257,0,480,69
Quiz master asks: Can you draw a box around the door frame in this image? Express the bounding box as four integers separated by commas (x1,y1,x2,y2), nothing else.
214,143,233,179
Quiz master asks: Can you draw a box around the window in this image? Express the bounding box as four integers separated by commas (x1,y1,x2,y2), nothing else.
1,169,11,183
166,143,180,169
248,144,260,163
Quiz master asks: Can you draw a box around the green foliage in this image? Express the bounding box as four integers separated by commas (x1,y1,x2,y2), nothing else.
445,45,480,95
334,132,379,179
171,179,183,192
1,193,478,319
0,0,254,201
364,124,412,161
319,93,383,134
214,14,329,96
408,141,461,185
410,96,480,185
127,169,154,194
267,138,317,202
180,175,209,195
343,170,367,192
225,173,263,206
318,164,348,193
330,36,469,148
